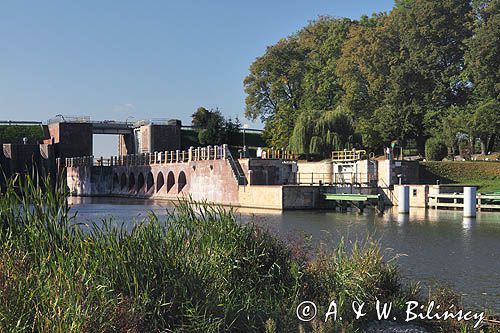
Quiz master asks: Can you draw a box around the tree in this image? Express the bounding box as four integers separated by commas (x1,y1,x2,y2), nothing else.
337,1,474,154
244,37,306,147
466,0,499,101
244,17,354,147
289,106,354,157
192,107,226,145
191,107,212,128
471,99,500,154
298,17,353,111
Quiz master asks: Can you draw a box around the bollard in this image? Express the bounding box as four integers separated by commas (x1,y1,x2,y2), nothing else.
463,187,477,218
398,185,410,214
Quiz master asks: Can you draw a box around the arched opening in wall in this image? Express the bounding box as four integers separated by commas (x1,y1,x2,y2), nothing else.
129,173,136,191
120,173,127,190
156,172,164,192
178,171,187,193
146,172,154,192
137,173,145,191
167,171,175,193
113,173,119,189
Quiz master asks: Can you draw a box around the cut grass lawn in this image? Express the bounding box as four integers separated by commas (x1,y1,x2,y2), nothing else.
420,161,500,192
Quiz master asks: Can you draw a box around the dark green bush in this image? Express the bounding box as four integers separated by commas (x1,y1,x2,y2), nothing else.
425,137,448,161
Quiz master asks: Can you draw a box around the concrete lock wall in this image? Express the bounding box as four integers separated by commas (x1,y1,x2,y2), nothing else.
296,161,333,183
67,159,240,206
46,122,93,158
136,124,181,154
392,184,429,208
240,158,296,185
66,157,336,210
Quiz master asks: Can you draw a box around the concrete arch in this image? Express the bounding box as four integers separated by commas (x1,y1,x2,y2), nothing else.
120,173,127,190
156,172,164,192
137,172,145,191
146,172,154,192
129,173,136,191
167,171,175,193
178,171,187,192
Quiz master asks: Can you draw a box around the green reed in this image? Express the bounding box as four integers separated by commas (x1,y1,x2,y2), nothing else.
0,173,489,332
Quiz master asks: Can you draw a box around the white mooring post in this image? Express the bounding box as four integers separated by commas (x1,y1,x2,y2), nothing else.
398,185,410,214
463,187,477,218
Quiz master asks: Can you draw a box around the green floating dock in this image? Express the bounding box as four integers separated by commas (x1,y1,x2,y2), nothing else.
324,193,380,202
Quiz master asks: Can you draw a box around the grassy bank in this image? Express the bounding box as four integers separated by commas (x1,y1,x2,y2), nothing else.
420,161,500,192
0,175,491,332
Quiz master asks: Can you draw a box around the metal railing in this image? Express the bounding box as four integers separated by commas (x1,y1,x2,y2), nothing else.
428,193,500,211
226,146,247,185
259,148,297,160
294,172,377,185
331,150,367,161
65,145,229,167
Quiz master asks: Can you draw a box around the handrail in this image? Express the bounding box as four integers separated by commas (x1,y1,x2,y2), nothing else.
225,146,247,185
331,150,367,161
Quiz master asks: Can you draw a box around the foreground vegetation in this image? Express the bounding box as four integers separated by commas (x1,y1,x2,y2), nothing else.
0,175,493,332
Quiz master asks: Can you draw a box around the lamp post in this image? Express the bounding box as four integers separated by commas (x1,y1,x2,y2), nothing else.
242,124,249,158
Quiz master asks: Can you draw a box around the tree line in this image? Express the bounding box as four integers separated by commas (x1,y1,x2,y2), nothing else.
244,0,499,159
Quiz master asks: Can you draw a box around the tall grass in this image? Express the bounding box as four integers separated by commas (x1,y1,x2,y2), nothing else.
0,173,490,332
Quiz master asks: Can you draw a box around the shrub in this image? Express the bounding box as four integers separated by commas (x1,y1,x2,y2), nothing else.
0,173,483,332
425,137,448,161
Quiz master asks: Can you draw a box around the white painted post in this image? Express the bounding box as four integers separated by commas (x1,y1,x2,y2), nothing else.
222,144,227,159
464,187,477,218
188,147,193,161
398,185,410,214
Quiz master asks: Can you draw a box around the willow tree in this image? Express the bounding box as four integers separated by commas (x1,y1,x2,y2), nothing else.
289,106,354,157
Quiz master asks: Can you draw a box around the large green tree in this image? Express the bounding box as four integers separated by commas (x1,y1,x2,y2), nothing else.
465,0,499,152
244,36,306,147
337,0,474,154
244,17,353,148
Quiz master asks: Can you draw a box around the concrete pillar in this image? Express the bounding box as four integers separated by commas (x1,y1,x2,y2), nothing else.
222,144,228,159
214,145,218,159
398,185,410,214
386,160,392,186
207,146,212,160
176,150,180,163
188,147,193,161
464,187,477,218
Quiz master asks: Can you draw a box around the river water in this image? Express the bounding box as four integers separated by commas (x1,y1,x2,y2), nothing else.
68,197,500,312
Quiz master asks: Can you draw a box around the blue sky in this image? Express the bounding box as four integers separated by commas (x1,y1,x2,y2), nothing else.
0,0,394,156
